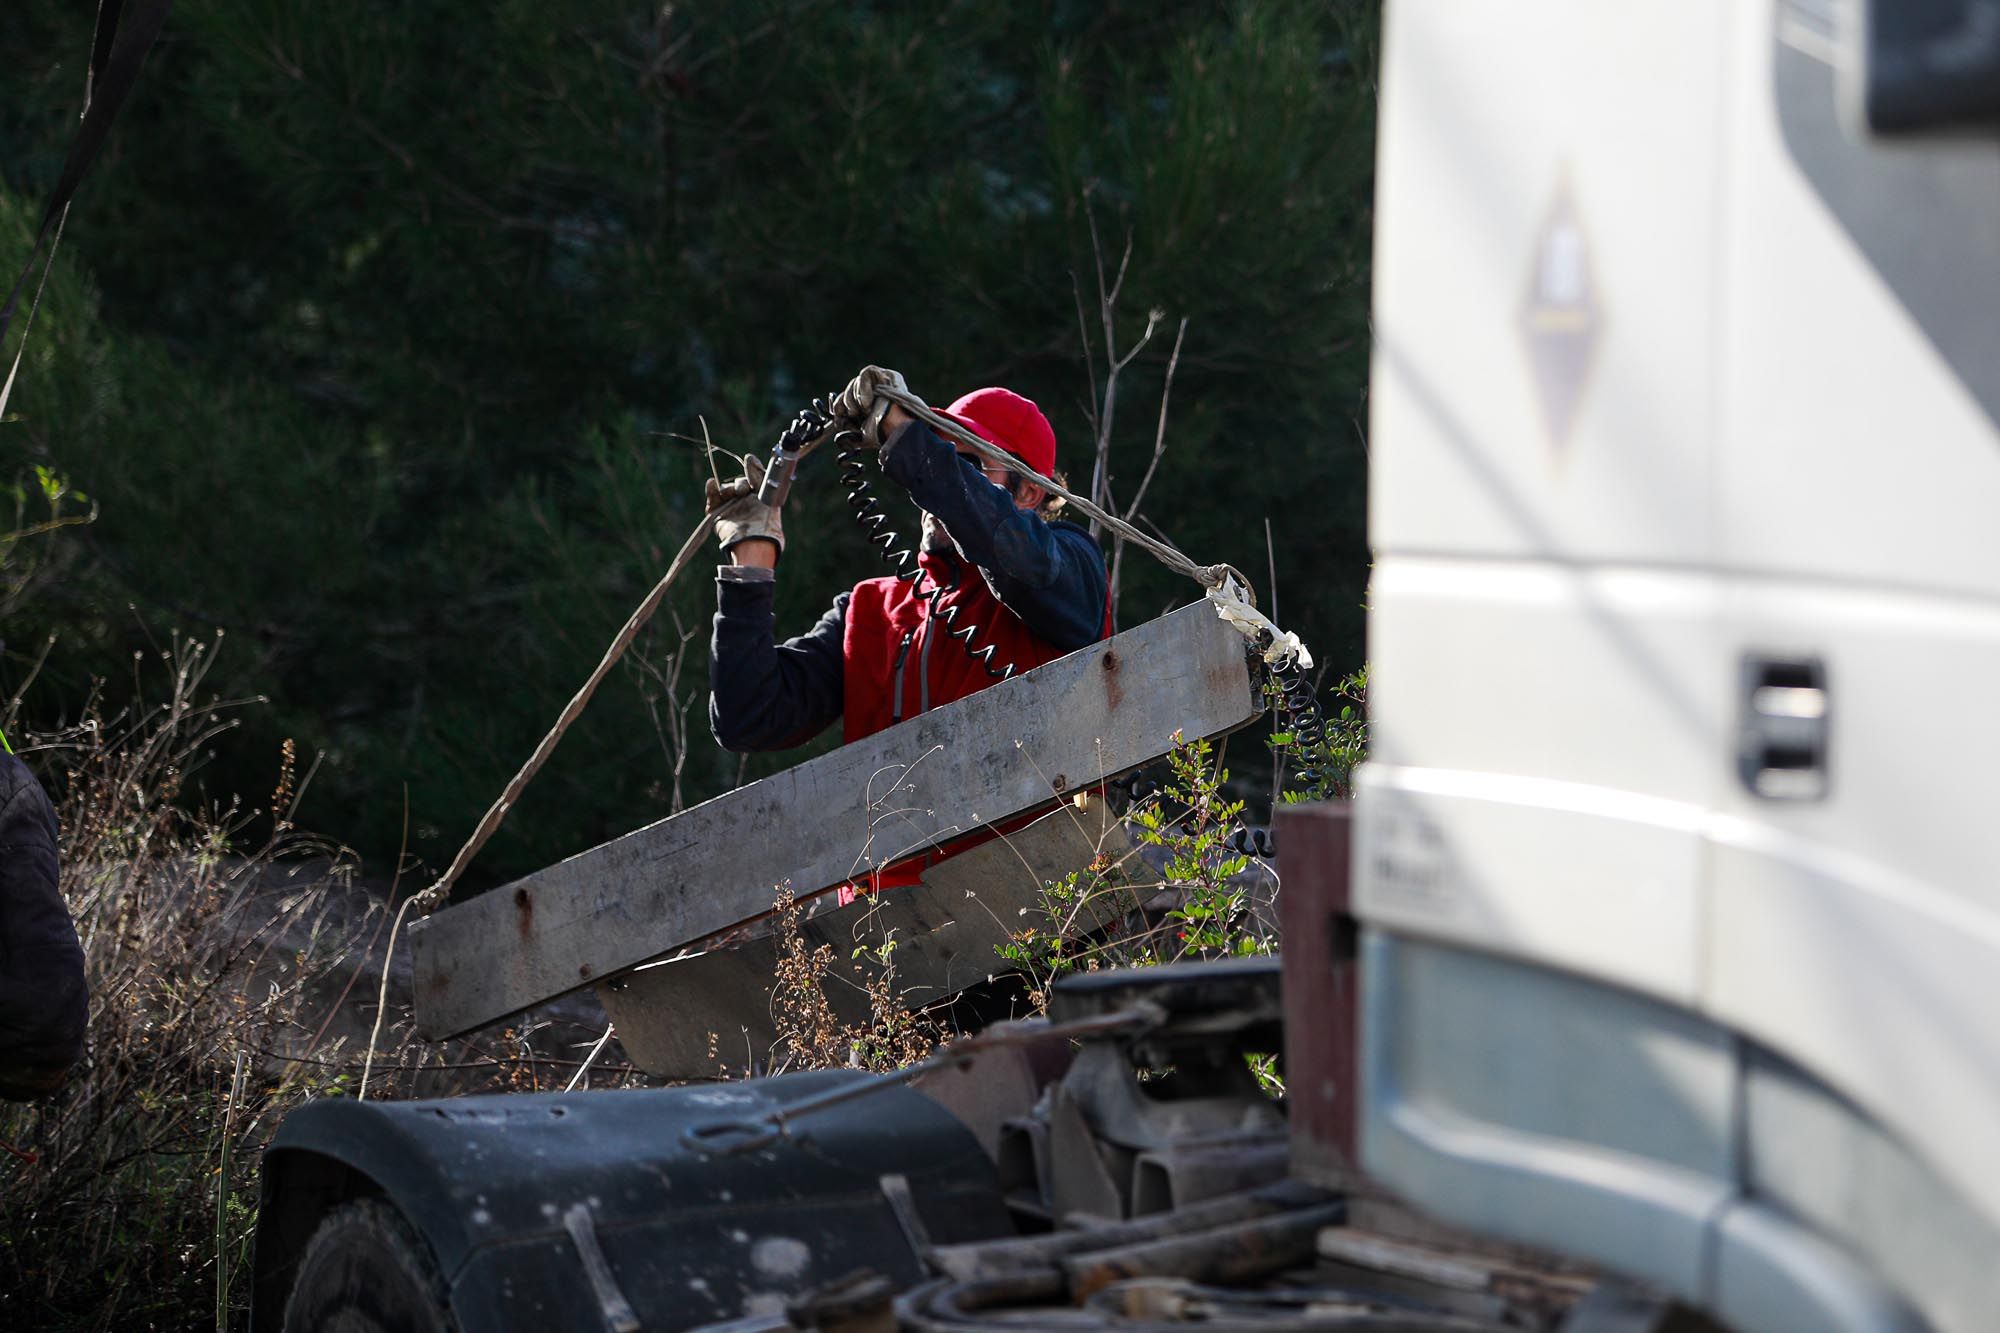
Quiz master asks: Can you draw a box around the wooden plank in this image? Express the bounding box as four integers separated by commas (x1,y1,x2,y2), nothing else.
411,603,1257,1039
598,801,1136,1078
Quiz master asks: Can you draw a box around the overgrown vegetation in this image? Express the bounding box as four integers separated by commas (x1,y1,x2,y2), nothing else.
0,646,632,1331
999,730,1296,1009
711,886,949,1078
999,673,1368,996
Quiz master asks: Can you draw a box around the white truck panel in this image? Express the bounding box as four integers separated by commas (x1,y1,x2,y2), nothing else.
1371,0,1725,566
1690,0,2000,1233
1717,0,2000,600
1365,558,1723,795
1355,762,1706,1005
1360,0,2000,1315
1704,580,2000,1229
1366,0,1730,1004
1359,556,1724,1001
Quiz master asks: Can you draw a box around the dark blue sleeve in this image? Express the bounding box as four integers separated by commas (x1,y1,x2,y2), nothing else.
708,572,847,752
879,422,1108,650
0,754,86,1099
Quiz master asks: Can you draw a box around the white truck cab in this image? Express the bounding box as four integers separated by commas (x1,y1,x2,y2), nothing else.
1355,2,2000,1330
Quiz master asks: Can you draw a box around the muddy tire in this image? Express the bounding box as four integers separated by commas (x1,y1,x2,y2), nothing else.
282,1198,456,1333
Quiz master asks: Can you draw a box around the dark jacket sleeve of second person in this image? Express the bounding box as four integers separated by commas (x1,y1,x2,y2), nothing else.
0,752,86,1101
880,421,1108,650
709,568,848,752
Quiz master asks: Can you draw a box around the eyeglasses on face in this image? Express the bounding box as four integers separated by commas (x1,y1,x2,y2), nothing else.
957,450,1011,483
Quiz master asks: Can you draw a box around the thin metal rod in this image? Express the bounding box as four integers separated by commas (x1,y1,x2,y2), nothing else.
682,1005,1163,1156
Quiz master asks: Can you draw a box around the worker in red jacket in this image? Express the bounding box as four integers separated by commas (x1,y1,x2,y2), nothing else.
706,368,1110,888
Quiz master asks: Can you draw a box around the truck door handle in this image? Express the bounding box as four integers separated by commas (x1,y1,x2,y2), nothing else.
1738,654,1830,800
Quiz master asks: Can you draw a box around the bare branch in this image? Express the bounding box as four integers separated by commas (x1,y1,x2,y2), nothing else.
1106,229,1135,313
1125,316,1186,520
1070,267,1102,449
1087,200,1112,354
1265,517,1279,628
1111,306,1162,374
1107,316,1187,625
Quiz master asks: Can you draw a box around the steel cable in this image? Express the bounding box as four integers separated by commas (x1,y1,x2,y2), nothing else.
878,386,1229,592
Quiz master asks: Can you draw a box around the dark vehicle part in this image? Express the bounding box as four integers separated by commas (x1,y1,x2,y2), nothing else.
250,1071,1010,1332
1853,0,2000,133
0,750,87,1100
892,1190,1541,1330
282,1199,456,1333
676,1006,1154,1161
997,960,1289,1226
1060,1199,1347,1297
925,1180,1333,1284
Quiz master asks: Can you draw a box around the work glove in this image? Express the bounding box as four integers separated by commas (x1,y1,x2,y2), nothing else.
832,365,912,449
705,455,784,555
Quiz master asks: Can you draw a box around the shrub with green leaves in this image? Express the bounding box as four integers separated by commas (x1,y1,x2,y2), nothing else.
1269,663,1369,804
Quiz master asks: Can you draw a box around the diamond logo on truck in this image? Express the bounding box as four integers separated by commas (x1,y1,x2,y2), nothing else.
1519,181,1600,454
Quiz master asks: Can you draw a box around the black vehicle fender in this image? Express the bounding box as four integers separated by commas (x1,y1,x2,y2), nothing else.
249,1071,1012,1332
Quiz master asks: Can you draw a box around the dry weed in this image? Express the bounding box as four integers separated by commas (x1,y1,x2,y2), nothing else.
0,638,636,1330
750,886,947,1077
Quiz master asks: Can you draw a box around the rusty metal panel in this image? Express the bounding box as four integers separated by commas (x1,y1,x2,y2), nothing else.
597,802,1134,1078
1273,800,1359,1187
412,603,1255,1040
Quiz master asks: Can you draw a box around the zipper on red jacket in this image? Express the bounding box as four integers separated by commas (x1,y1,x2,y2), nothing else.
919,613,936,716
890,629,915,725
918,554,962,717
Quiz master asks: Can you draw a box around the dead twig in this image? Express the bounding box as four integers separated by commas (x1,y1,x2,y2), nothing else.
1107,315,1187,624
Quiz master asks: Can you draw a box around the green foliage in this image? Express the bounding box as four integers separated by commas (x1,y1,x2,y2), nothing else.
994,853,1141,983
1002,728,1281,1011
1000,666,1366,1061
1,0,1378,883
1270,662,1369,803
1132,730,1260,957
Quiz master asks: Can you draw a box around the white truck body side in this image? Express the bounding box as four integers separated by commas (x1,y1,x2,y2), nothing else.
1357,2,2000,1328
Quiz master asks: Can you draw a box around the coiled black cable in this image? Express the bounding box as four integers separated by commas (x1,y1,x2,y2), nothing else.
774,400,833,457
1259,628,1329,797
832,421,1018,681
1226,825,1277,858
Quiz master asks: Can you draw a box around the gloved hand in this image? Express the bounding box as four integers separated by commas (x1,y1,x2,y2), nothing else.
705,455,784,555
832,365,914,448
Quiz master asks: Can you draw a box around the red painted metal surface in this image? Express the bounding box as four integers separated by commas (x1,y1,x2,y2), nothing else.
1274,801,1359,1186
